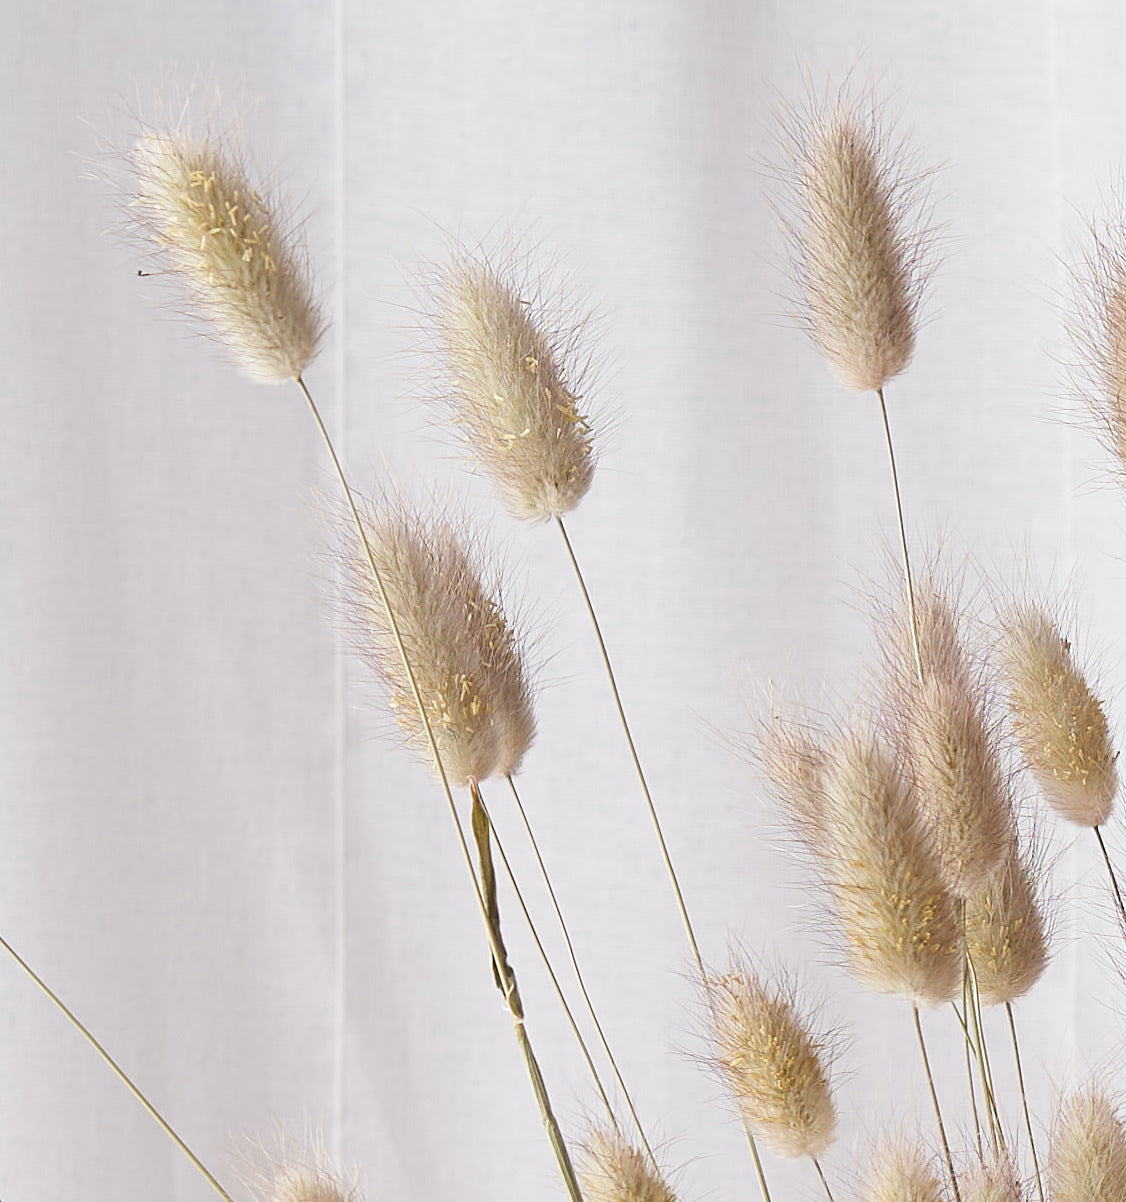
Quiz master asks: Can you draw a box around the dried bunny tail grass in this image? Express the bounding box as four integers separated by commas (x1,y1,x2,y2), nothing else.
962,1151,1024,1202
579,1124,678,1202
1066,197,1126,481
864,1138,949,1202
1050,1087,1126,1202
704,954,838,1160
241,1129,362,1202
333,492,536,785
121,109,325,382
820,730,962,1006
879,568,1015,897
424,242,598,522
753,705,831,844
963,833,1050,1007
1000,602,1117,827
777,80,935,392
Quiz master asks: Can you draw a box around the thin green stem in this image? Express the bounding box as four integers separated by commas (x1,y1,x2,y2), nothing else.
297,376,582,1201
476,785,619,1129
913,1004,961,1202
0,932,234,1202
555,513,772,1202
506,774,657,1169
1007,1002,1044,1202
1094,825,1126,935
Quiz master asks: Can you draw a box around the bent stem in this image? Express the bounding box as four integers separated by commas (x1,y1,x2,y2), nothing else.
1094,825,1126,935
0,931,234,1202
296,376,582,1202
506,773,658,1169
913,1004,961,1202
1006,1002,1044,1202
554,514,773,1202
474,783,620,1129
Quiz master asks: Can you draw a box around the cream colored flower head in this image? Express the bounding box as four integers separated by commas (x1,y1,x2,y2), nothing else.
863,1137,949,1202
425,245,598,522
334,492,537,786
705,955,838,1159
122,112,325,381
1050,1087,1126,1202
579,1124,678,1202
778,81,934,393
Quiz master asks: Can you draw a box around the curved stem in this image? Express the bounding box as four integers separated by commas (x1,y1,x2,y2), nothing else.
554,514,772,1202
506,774,657,1168
1006,1002,1044,1202
913,1004,961,1202
0,932,234,1202
296,376,582,1201
877,387,922,680
475,785,619,1127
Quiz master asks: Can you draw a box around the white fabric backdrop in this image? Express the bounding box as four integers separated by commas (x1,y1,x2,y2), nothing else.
2,1,1125,1199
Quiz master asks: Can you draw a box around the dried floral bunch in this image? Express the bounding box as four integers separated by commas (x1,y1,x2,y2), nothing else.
124,116,325,381
335,494,536,786
579,1125,678,1202
780,84,932,392
425,248,597,521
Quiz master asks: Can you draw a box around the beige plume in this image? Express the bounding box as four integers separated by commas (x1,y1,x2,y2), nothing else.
579,1125,678,1202
864,1139,949,1202
1050,1087,1126,1202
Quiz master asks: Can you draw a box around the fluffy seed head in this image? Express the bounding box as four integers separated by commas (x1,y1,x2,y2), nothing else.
705,958,837,1159
579,1124,677,1202
1050,1088,1126,1202
963,1152,1024,1202
882,574,1015,898
243,1133,361,1202
266,1166,356,1202
964,839,1049,1007
781,85,931,392
819,731,962,1006
1067,202,1126,481
1001,605,1117,827
426,248,597,522
755,709,830,844
124,119,325,381
336,496,536,785
864,1140,949,1202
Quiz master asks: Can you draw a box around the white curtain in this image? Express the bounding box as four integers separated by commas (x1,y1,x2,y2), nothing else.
0,1,1120,1199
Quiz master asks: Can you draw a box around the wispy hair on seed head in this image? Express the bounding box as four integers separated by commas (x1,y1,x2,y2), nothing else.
1050,1085,1126,1202
863,1135,950,1202
775,76,938,392
963,1149,1025,1202
116,93,325,382
999,599,1118,828
240,1126,362,1202
578,1122,678,1202
421,236,601,522
330,488,537,786
703,949,839,1160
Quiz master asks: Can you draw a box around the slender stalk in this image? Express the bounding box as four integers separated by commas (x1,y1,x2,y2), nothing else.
964,955,1003,1155
1094,825,1126,934
506,774,657,1169
813,1157,835,1202
1006,1002,1044,1202
0,931,234,1202
554,513,773,1202
475,784,620,1129
913,1004,961,1202
876,387,922,680
296,376,582,1201
956,993,983,1158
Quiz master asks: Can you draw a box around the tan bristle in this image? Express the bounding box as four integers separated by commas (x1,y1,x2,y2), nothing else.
268,1166,356,1202
781,87,930,392
883,574,1014,898
964,839,1049,1007
1050,1087,1126,1202
579,1125,677,1202
963,1151,1024,1202
124,123,325,382
335,495,536,786
427,249,596,522
1001,605,1117,827
755,710,829,843
863,1139,949,1202
705,957,837,1159
820,731,962,1006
